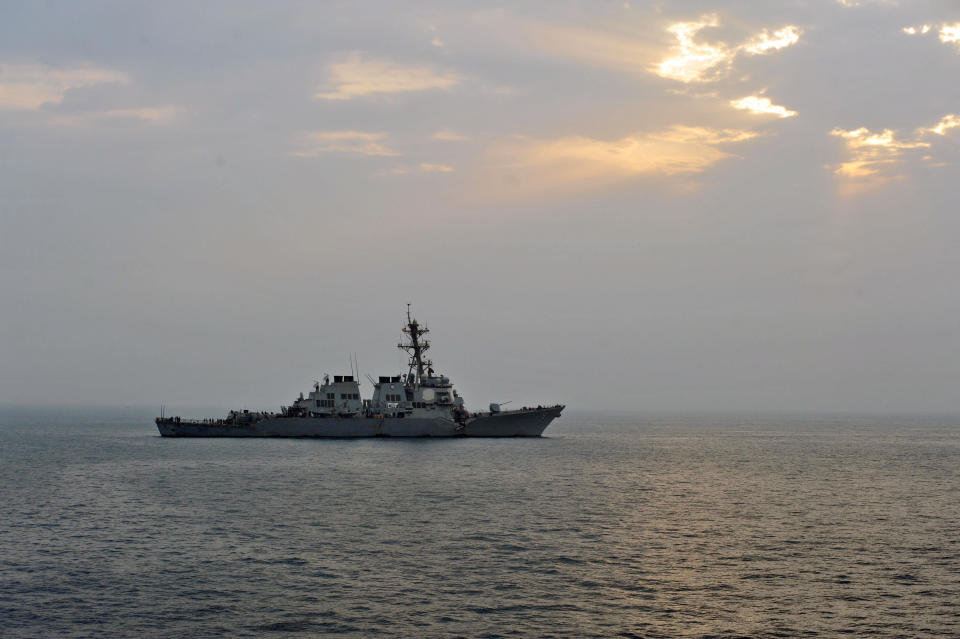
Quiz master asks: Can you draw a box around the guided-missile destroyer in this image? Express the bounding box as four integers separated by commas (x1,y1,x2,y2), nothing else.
156,307,563,437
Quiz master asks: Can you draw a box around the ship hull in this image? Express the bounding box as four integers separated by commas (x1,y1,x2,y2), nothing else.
156,406,563,438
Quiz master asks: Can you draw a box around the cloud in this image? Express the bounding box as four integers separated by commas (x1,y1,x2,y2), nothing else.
742,26,802,55
829,127,930,195
653,16,801,83
293,130,401,157
418,163,455,172
0,63,128,110
920,113,960,136
47,106,183,126
831,127,928,179
431,129,470,141
941,23,960,44
837,0,898,6
315,56,459,100
730,95,797,118
376,167,411,176
377,162,455,176
654,16,732,83
831,112,960,193
902,22,960,48
485,125,757,196
521,14,799,84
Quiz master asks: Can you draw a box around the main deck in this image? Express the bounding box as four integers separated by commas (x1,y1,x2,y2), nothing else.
156,405,564,438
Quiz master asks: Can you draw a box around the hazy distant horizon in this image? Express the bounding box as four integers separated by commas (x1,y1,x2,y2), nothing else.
3,1,959,414
3,404,959,423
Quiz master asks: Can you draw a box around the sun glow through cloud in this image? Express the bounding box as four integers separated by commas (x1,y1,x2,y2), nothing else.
526,22,660,76
315,56,459,100
730,95,797,118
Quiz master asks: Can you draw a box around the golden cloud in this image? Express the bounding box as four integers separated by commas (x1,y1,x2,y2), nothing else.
0,63,129,110
742,27,802,55
654,16,732,83
831,112,960,194
315,56,459,100
730,95,797,118
830,127,928,179
920,113,960,136
653,16,801,83
941,23,960,44
293,130,401,157
902,22,960,48
485,125,757,197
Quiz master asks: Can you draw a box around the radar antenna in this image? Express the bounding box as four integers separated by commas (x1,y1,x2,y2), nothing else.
398,304,430,385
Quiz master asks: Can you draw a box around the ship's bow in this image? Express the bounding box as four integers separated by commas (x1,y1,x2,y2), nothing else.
462,405,563,437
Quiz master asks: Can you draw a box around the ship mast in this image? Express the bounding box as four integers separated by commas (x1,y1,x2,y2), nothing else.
398,304,431,385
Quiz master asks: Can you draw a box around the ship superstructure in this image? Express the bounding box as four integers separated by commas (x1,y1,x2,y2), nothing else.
156,307,563,438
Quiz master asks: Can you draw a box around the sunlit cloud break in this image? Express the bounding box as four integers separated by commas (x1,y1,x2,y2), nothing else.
293,131,400,157
743,27,802,55
830,127,929,180
655,15,730,83
902,22,960,47
0,63,128,110
315,56,459,100
654,16,801,83
730,95,797,118
941,23,960,44
831,112,960,192
921,113,960,136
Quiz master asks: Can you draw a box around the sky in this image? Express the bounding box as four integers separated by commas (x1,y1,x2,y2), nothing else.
2,0,959,414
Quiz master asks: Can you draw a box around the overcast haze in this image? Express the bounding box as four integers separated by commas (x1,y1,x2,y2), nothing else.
2,0,959,413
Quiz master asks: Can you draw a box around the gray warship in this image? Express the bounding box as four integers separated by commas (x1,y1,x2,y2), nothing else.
156,307,563,437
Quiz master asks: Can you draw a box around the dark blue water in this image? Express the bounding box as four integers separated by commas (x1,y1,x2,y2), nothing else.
2,408,959,638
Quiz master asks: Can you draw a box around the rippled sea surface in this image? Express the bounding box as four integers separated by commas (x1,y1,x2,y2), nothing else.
2,408,960,638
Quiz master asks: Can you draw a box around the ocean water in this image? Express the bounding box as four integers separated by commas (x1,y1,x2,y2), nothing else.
1,408,959,638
